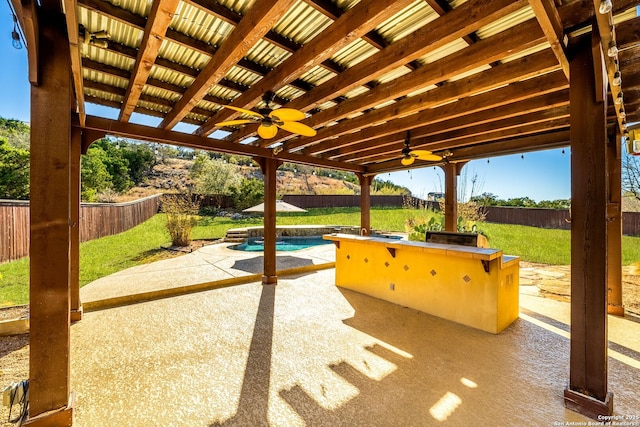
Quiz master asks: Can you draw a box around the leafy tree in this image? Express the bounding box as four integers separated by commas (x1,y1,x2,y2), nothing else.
190,155,242,207
121,142,155,184
229,178,264,210
81,145,112,201
92,139,132,192
0,118,30,150
0,138,29,199
623,153,640,201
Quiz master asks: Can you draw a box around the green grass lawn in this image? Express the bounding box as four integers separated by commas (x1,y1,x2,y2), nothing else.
1,207,639,306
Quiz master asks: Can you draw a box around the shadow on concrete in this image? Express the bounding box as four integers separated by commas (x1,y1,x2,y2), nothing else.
210,284,275,427
230,255,314,274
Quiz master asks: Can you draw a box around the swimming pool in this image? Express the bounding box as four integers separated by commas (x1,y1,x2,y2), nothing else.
229,236,333,252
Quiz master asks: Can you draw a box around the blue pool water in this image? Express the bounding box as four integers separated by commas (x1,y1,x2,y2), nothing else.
229,236,333,252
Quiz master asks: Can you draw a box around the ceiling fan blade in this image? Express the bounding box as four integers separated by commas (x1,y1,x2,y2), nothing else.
215,119,254,127
221,105,264,119
257,123,279,139
278,120,317,137
412,150,442,161
401,156,415,166
270,108,306,122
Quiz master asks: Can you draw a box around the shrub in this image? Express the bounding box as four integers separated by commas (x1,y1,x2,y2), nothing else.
161,195,200,247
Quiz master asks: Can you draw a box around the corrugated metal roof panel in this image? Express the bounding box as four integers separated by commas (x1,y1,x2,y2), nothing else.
226,66,263,87
218,0,257,14
406,84,438,98
246,39,292,69
209,84,241,101
106,0,150,18
186,111,209,123
171,3,234,47
196,99,223,113
331,39,378,68
149,67,194,89
377,66,411,85
343,85,369,99
85,87,123,103
447,64,492,82
277,86,305,102
84,45,136,72
138,99,170,113
79,7,142,48
273,0,332,44
500,42,549,63
144,86,181,103
418,39,468,64
84,69,128,89
159,39,210,70
475,5,534,39
376,0,438,43
299,65,336,86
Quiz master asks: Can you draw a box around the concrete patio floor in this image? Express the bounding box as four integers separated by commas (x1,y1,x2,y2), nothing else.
69,243,640,426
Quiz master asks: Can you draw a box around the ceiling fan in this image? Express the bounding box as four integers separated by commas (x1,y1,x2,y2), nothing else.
401,131,442,165
216,92,317,139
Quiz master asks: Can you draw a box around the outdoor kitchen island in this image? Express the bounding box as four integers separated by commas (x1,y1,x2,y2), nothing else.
323,234,520,334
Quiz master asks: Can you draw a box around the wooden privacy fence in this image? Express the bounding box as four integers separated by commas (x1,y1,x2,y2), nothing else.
484,206,640,236
281,194,438,209
0,194,161,263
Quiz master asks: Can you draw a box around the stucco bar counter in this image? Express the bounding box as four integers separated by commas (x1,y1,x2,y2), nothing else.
323,234,520,334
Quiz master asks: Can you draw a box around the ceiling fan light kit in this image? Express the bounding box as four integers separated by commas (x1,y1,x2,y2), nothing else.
215,91,316,139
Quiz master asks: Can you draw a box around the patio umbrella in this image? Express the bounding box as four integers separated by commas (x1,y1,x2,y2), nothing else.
243,199,307,213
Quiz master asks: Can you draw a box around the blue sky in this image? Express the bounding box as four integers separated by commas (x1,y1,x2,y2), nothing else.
1,3,571,202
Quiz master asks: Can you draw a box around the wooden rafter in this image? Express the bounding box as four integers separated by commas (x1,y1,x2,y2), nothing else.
119,0,180,122
333,106,571,162
195,0,416,136
291,53,563,154
304,77,569,158
229,0,529,145
62,0,86,125
245,16,546,148
529,0,569,80
160,0,297,129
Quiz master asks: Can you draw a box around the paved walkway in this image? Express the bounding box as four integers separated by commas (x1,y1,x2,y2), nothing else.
68,243,640,426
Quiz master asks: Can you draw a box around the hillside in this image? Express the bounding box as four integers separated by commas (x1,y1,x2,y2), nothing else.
116,158,363,202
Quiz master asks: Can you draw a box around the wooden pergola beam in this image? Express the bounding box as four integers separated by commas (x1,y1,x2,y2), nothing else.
79,115,364,172
118,0,180,122
159,0,297,129
195,0,416,136
62,0,86,126
529,0,569,80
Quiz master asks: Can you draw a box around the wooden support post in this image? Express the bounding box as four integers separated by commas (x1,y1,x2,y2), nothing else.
357,173,373,235
607,132,624,316
26,10,74,426
443,163,464,232
564,33,613,419
256,157,281,285
70,128,82,321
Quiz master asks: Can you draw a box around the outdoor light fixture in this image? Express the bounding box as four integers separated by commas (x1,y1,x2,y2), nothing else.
599,0,613,14
613,71,622,86
615,92,623,105
607,41,619,57
11,14,21,50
